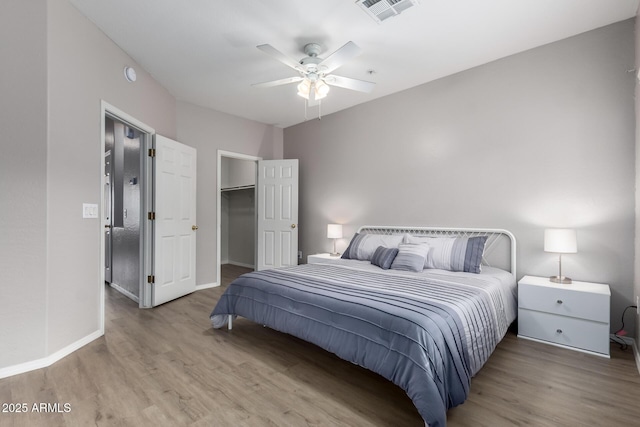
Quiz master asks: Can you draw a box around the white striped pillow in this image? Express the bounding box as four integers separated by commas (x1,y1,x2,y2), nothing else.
390,243,430,272
404,234,487,273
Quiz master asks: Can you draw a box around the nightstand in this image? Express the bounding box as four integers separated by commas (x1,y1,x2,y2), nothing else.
307,253,342,264
517,275,610,357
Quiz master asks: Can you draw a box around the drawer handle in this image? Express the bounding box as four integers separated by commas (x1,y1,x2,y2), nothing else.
556,300,563,304
556,329,563,334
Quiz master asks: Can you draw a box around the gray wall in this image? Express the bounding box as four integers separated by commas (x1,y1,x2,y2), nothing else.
222,157,257,189
0,0,48,369
1,0,284,373
284,20,636,334
221,190,257,267
0,0,176,370
45,0,177,355
227,189,256,267
176,101,283,285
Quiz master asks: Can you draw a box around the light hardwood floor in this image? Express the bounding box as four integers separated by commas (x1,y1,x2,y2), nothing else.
1,264,639,426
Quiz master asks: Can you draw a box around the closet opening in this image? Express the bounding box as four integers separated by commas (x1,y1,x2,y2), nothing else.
217,151,261,285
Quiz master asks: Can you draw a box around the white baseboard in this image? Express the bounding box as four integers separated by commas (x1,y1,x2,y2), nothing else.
0,275,227,380
108,282,139,302
224,260,255,269
195,282,219,290
634,339,640,375
198,262,252,291
0,329,103,380
1,266,247,380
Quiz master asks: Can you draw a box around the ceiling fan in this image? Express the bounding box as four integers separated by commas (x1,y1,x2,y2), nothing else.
252,41,375,106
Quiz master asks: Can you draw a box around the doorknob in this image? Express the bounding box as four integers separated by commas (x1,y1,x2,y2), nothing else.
192,225,199,231
291,224,296,229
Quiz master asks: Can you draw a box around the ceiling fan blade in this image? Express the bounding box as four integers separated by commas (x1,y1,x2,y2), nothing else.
257,44,303,72
318,41,362,74
324,75,375,93
252,76,304,88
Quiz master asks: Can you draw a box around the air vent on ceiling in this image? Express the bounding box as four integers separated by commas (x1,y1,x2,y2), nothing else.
356,0,419,23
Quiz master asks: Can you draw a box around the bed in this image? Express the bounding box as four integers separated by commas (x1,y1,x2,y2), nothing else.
210,226,517,427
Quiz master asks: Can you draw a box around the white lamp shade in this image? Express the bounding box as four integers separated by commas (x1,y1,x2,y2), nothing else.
544,229,577,253
297,80,311,99
315,80,330,99
327,224,343,239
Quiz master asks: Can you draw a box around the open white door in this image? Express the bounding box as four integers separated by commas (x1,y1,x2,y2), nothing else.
152,135,197,306
257,159,299,270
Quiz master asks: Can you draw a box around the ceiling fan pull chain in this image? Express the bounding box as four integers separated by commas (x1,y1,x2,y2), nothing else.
318,100,322,120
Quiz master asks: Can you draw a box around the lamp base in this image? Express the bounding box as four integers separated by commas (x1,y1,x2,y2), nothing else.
329,252,340,257
550,275,572,284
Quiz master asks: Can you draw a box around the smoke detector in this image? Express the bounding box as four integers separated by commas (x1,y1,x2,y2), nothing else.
356,0,419,23
123,66,137,82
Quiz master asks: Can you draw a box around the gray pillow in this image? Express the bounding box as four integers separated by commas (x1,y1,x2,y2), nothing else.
370,246,399,270
341,233,403,261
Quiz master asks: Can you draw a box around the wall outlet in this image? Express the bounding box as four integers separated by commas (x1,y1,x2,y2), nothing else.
298,250,303,260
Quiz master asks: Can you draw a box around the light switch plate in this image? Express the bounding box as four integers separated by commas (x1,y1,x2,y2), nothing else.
83,203,99,219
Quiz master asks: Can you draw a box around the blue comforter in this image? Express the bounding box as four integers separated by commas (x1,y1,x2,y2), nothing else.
210,262,516,427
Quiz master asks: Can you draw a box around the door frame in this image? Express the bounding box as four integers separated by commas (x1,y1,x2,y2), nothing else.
99,101,155,333
216,150,261,286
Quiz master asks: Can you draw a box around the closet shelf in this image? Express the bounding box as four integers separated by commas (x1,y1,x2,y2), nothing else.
221,185,255,192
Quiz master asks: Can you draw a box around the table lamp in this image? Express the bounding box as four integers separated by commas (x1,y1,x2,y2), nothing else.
327,224,343,257
544,228,577,284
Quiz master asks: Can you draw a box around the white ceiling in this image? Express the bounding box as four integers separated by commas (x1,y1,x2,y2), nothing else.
69,0,638,128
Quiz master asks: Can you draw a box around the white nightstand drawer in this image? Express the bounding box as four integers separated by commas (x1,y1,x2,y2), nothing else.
518,309,609,355
518,281,609,323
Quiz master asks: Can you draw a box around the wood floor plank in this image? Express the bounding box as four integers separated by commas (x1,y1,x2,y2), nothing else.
1,264,639,426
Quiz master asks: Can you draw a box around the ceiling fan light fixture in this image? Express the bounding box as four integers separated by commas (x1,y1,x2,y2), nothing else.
297,79,311,99
315,80,330,99
254,41,375,119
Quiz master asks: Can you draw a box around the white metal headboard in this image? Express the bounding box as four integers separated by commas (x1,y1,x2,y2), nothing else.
357,226,517,277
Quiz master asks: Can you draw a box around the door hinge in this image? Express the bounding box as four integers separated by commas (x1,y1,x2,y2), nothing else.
148,148,156,157
147,275,155,284
148,212,156,220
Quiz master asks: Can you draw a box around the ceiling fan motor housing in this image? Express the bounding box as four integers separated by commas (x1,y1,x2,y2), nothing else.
300,43,325,74
303,43,322,57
